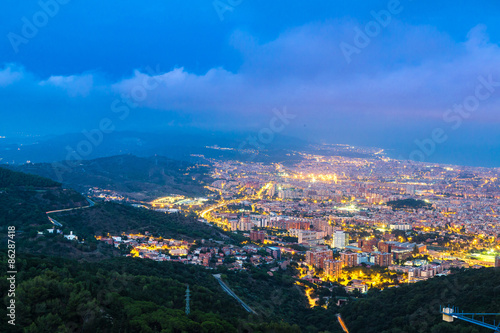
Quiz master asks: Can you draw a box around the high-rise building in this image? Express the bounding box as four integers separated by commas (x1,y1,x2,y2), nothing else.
406,185,416,195
305,251,314,266
373,252,393,267
306,250,333,269
324,260,343,280
333,231,349,249
378,241,391,253
251,215,269,228
340,251,358,267
230,220,239,231
268,185,276,197
266,247,281,260
250,230,266,242
239,216,253,231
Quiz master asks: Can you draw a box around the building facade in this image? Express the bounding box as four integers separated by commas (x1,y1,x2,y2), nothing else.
324,259,343,280
333,231,349,249
341,251,358,267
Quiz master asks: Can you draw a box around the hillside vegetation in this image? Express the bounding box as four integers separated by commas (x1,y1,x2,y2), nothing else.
2,251,498,333
52,202,230,242
339,268,500,333
6,154,211,200
0,167,88,229
386,198,432,210
0,253,301,333
0,167,229,260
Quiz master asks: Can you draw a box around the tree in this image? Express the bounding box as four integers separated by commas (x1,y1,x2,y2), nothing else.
412,244,419,256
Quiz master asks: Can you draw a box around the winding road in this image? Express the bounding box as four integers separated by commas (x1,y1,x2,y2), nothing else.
45,197,95,227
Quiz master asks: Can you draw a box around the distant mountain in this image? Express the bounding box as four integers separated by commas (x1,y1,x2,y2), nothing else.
5,154,211,201
0,130,309,165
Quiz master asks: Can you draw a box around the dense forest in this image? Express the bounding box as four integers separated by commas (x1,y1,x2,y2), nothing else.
0,253,303,333
2,250,499,332
224,265,338,332
339,268,500,333
51,202,229,242
0,167,88,230
5,154,211,200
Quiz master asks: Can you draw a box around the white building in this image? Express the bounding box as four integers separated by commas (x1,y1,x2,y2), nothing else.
64,231,78,241
298,230,318,244
332,231,349,249
390,224,412,231
251,215,269,228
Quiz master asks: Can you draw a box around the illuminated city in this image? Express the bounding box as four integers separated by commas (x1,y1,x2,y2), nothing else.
2,2,500,332
88,145,500,303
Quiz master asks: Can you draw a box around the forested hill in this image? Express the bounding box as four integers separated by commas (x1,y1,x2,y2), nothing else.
1,251,498,333
0,253,301,333
0,167,231,260
339,267,500,333
51,201,230,242
0,167,88,229
0,166,60,188
5,154,211,200
386,198,432,210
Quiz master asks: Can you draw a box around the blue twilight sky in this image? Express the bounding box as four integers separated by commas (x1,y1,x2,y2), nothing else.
1,1,500,165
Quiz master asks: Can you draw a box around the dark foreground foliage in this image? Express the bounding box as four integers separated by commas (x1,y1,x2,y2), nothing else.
340,267,500,333
0,253,303,333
